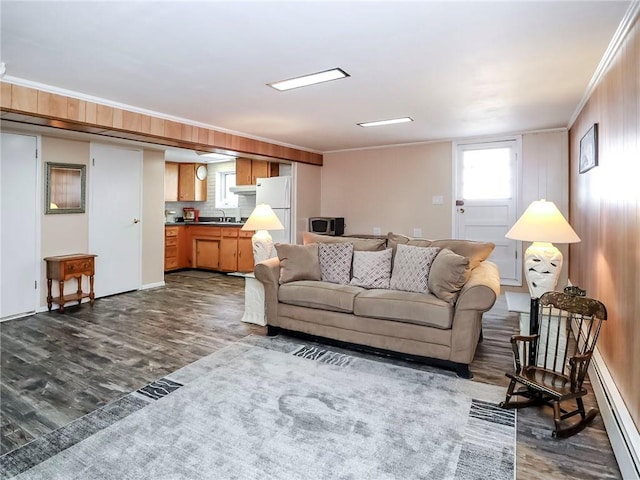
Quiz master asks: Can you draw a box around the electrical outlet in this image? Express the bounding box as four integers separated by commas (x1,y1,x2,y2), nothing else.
373,227,381,236
413,228,423,238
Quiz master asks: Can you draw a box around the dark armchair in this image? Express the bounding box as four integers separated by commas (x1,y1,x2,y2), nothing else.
500,291,607,438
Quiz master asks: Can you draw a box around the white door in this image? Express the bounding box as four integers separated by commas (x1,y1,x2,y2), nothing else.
89,143,142,297
454,139,521,286
1,133,39,319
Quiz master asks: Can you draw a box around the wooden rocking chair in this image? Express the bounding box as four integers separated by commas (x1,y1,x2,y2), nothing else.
500,291,607,438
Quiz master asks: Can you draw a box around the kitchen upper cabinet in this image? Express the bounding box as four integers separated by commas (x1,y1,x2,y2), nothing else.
178,163,207,201
235,158,279,185
164,162,179,201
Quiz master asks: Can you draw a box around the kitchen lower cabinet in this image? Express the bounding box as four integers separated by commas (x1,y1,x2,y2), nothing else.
195,239,219,270
237,230,254,272
165,224,252,273
220,228,238,272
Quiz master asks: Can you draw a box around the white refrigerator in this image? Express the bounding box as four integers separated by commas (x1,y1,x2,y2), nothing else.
255,176,291,244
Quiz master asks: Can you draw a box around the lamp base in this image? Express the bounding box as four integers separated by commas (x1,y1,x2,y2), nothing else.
524,241,563,298
252,230,275,265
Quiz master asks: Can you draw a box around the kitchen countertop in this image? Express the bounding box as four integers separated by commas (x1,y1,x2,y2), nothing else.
165,221,246,227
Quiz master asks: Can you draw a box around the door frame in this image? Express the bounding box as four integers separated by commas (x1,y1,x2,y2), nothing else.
452,134,522,286
0,131,43,320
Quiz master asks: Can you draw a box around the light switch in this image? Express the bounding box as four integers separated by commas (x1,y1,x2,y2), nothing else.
413,228,422,237
373,227,381,235
432,195,444,205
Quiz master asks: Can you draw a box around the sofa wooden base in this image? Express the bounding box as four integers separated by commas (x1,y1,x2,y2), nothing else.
267,325,473,379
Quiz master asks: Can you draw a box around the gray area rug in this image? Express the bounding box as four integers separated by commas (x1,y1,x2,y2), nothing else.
2,336,515,479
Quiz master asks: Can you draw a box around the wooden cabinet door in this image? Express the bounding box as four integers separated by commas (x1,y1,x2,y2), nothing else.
220,228,238,271
195,239,219,269
178,163,196,201
194,164,207,201
251,160,269,184
236,158,252,185
237,231,254,272
164,162,179,201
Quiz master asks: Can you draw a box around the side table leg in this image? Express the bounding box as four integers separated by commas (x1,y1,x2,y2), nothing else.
47,278,53,311
89,275,95,306
76,276,83,305
58,280,65,313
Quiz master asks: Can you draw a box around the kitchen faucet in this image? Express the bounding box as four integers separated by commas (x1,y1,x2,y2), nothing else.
215,208,226,220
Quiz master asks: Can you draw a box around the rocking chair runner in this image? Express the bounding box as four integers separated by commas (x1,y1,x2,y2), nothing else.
500,291,607,438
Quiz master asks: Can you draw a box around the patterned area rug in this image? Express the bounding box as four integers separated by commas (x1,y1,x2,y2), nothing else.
2,336,515,479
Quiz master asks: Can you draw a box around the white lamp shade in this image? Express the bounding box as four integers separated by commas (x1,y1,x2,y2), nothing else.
505,200,580,244
241,204,284,231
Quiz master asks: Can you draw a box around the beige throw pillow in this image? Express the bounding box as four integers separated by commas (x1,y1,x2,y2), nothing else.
428,248,472,304
275,243,322,284
349,249,392,289
318,242,353,285
390,244,440,294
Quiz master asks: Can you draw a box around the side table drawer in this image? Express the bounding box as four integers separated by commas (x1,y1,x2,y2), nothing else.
64,258,94,276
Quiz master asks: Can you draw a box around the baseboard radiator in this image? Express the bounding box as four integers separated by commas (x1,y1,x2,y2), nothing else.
589,346,639,479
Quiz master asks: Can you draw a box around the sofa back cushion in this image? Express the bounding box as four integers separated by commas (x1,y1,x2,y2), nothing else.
303,232,387,251
275,243,322,284
387,232,494,269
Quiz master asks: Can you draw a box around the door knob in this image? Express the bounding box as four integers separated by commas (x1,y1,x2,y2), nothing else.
133,218,140,224
458,208,465,214
456,200,465,206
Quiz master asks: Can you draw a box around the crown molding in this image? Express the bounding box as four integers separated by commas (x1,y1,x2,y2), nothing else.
568,2,640,129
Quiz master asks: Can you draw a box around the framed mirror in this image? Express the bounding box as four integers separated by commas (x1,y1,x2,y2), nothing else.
45,162,86,214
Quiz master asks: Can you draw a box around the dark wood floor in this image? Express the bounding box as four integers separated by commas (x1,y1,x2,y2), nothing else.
0,271,621,478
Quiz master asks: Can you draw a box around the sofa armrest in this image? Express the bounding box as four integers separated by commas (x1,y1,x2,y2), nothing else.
448,261,500,364
455,260,500,313
254,257,281,325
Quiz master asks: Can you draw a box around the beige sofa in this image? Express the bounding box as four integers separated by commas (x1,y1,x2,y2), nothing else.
254,232,501,378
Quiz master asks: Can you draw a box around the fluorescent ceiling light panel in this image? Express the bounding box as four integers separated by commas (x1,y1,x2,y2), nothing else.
268,68,349,91
358,117,414,127
196,152,236,160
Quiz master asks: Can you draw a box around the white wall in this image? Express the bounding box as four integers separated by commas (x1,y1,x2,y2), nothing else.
293,162,322,244
322,142,453,238
142,149,166,287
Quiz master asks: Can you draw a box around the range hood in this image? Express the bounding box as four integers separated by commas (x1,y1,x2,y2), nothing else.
229,185,256,195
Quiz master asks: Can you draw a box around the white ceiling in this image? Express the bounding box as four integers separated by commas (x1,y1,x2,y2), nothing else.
0,1,630,153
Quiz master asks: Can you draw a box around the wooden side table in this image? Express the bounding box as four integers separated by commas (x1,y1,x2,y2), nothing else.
44,253,97,313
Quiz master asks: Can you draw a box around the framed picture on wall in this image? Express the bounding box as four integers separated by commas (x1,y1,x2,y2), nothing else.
45,162,86,214
579,123,598,174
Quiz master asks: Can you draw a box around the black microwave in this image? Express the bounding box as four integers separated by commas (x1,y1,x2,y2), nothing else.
309,217,345,236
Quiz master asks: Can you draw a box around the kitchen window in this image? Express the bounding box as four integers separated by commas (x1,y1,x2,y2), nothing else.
216,170,238,208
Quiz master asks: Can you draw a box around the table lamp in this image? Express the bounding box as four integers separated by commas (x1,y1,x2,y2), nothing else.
241,203,284,264
505,199,581,299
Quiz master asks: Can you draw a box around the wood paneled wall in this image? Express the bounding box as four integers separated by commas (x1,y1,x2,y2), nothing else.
0,82,322,166
568,16,639,429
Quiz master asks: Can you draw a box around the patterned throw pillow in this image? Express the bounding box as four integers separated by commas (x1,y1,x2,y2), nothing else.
390,244,440,294
349,249,393,289
318,243,354,285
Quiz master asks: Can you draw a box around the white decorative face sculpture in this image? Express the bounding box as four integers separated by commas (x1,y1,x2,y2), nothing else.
524,245,563,298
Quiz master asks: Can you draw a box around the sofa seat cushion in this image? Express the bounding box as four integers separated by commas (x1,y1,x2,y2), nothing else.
279,281,365,313
353,289,454,329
